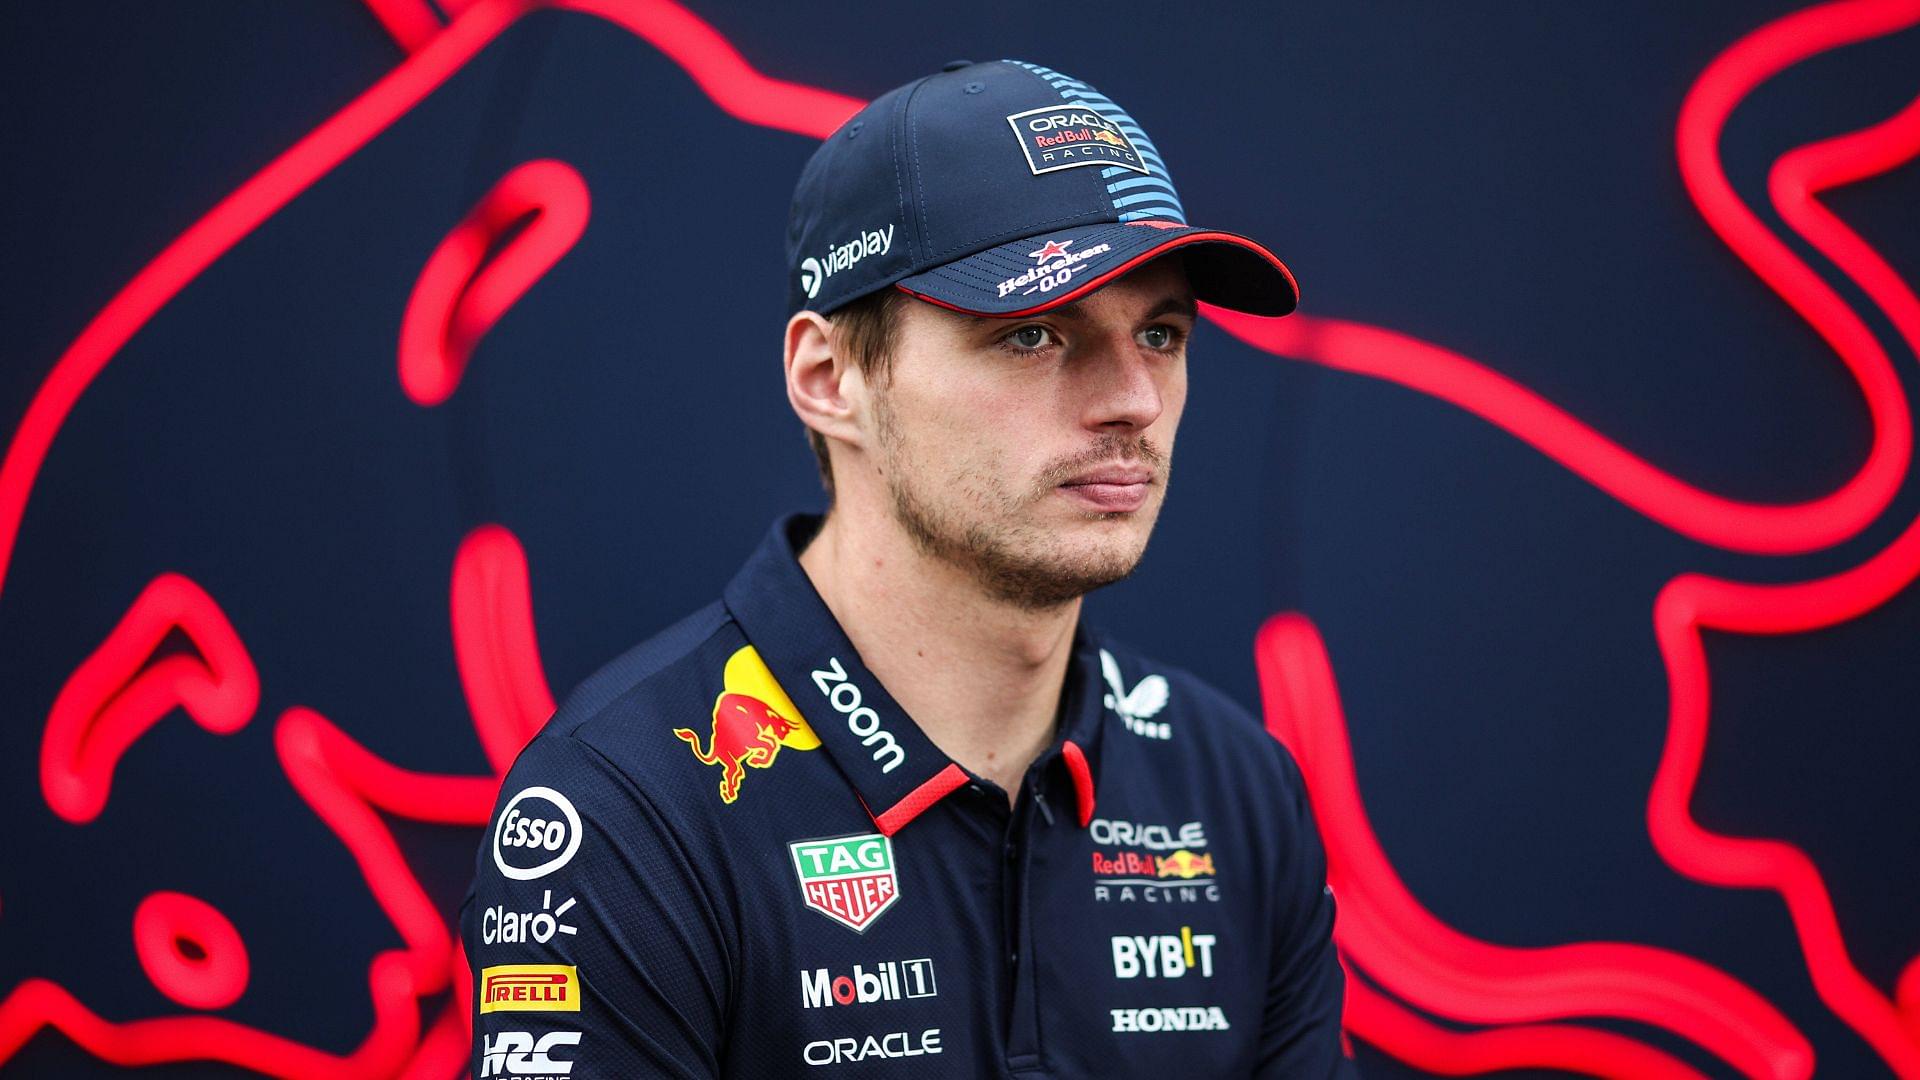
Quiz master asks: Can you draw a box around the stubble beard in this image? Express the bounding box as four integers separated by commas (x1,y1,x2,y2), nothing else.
873,392,1168,611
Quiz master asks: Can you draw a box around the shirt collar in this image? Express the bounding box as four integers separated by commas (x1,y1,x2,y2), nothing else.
723,513,1105,835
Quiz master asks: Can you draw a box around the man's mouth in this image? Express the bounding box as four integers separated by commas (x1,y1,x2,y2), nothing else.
1057,465,1153,513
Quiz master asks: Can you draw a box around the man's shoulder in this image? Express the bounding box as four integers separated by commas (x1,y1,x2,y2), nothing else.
546,600,733,733
520,599,746,799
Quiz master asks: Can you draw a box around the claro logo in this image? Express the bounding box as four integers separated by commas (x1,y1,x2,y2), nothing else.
810,658,904,773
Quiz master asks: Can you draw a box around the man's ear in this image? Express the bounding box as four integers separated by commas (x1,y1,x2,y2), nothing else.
785,309,867,450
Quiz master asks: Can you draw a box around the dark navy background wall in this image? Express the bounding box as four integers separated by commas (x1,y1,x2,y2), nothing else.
2,1,1916,1076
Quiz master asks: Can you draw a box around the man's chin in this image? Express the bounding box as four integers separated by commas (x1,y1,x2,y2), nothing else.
968,530,1151,609
1053,498,1164,553
886,480,1159,608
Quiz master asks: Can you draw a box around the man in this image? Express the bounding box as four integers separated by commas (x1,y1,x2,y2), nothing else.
462,59,1354,1077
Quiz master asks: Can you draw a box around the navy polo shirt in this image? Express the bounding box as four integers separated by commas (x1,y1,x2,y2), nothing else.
460,513,1355,1077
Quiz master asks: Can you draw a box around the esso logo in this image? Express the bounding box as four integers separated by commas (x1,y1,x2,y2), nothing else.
492,786,583,881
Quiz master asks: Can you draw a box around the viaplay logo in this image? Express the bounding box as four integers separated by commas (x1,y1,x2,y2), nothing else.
798,223,894,301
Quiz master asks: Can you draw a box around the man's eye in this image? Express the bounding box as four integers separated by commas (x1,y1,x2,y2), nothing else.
1140,324,1179,350
1004,325,1055,351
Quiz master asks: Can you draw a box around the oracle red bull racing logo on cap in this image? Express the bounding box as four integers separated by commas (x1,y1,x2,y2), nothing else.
1005,104,1148,176
675,645,821,804
790,832,900,932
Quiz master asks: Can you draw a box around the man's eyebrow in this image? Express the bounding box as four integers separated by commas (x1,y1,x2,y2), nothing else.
1039,294,1199,324
1145,296,1199,321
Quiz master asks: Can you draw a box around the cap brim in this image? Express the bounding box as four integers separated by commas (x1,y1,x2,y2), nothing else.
893,220,1298,318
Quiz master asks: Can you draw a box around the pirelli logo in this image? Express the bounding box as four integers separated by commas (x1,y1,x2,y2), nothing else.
479,964,580,1013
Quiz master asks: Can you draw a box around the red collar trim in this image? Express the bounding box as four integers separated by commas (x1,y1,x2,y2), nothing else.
1061,739,1096,827
867,742,1097,835
870,763,969,836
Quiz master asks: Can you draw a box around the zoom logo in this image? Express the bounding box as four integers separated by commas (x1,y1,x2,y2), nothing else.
811,657,904,773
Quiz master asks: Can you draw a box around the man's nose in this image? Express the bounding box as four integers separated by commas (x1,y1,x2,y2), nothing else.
1080,341,1166,432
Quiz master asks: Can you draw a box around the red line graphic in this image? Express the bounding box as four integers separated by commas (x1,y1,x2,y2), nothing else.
399,159,590,407
1259,614,1806,1079
359,0,448,53
1235,2,1920,1074
1342,971,1711,1079
2,523,544,1073
40,572,260,825
452,524,558,774
0,0,860,607
132,891,250,1011
1211,1,1919,559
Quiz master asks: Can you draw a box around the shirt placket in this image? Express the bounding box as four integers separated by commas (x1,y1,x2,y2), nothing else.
1001,752,1071,1076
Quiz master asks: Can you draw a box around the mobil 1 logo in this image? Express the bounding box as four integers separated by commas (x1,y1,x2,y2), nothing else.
801,957,937,1008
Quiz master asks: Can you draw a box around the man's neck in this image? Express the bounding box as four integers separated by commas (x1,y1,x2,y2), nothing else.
797,508,1079,803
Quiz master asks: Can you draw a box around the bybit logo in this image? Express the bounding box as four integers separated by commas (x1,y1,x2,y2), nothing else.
1112,926,1217,979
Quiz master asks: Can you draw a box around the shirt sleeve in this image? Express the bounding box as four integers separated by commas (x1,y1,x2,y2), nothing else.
1254,737,1360,1078
462,733,732,1079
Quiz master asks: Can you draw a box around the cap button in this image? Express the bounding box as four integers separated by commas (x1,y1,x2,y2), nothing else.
940,59,974,72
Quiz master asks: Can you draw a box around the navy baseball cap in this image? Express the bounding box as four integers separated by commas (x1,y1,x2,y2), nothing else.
785,59,1298,319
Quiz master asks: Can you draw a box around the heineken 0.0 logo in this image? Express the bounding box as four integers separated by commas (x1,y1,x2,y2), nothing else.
789,832,900,932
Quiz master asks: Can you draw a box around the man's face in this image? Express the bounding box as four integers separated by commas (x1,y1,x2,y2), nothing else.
862,257,1194,610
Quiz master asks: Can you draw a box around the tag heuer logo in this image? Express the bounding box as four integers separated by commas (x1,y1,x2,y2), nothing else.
789,833,900,932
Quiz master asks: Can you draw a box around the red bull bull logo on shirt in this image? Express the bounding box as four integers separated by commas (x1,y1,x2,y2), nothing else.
674,645,820,804
1093,841,1221,904
1157,850,1216,880
789,833,900,932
